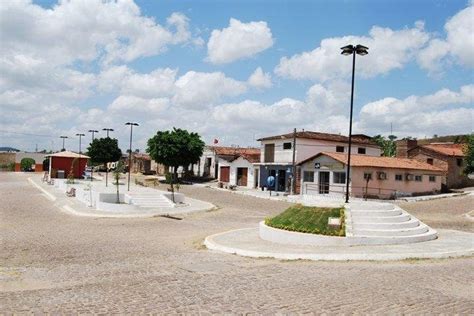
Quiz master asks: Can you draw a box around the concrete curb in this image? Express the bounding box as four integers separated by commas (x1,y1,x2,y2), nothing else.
204,228,474,261
27,177,57,201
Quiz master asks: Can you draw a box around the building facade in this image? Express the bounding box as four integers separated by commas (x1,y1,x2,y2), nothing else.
396,140,472,190
257,131,381,192
298,152,444,199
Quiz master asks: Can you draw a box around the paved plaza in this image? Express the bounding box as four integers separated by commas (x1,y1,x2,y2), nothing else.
1,173,473,313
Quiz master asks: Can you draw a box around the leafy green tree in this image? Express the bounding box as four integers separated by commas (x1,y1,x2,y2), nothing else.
87,137,122,186
372,135,397,157
147,128,205,181
20,157,35,171
463,134,474,175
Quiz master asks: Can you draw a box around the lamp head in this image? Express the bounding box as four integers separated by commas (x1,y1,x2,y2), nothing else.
355,44,369,55
340,44,354,55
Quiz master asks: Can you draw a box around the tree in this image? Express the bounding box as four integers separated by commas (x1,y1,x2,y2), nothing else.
20,157,35,171
372,135,397,157
147,128,205,181
87,137,122,186
463,134,474,175
113,161,125,203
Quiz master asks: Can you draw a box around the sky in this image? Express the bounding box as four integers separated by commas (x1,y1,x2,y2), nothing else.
1,0,473,153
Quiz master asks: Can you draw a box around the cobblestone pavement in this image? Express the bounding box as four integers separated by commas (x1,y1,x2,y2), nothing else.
1,173,473,314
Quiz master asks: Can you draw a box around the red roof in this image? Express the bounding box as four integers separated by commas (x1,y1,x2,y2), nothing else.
257,131,378,147
298,152,444,173
211,146,260,163
420,143,465,157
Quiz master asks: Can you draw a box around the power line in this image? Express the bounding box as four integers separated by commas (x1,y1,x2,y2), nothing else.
0,130,62,138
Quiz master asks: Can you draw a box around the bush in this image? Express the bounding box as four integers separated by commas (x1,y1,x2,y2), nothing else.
20,158,35,171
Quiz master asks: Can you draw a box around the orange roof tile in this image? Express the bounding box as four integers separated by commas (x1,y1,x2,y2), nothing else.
211,146,260,163
421,143,465,157
257,131,379,147
299,152,444,173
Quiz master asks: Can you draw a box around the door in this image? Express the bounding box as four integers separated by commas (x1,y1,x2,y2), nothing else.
220,166,230,182
319,171,330,194
277,170,286,191
237,168,248,186
254,168,259,188
264,144,275,163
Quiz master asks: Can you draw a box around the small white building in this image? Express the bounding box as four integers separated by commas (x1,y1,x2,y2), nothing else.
217,150,260,188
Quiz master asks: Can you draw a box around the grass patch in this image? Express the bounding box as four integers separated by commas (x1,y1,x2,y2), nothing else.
265,204,345,236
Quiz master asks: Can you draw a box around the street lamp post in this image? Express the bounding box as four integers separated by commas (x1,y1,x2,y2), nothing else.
125,122,139,191
88,130,99,141
102,128,114,138
341,44,369,204
76,133,85,154
60,136,68,151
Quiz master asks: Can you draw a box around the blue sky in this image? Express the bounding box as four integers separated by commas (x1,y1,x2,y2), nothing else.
1,0,473,152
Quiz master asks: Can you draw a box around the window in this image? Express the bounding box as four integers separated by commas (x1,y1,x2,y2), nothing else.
264,144,275,163
395,174,403,181
429,175,436,182
358,147,366,154
427,158,433,165
303,171,314,182
283,142,292,150
336,146,345,153
333,172,346,184
457,158,463,167
415,175,422,182
363,172,372,180
377,172,387,180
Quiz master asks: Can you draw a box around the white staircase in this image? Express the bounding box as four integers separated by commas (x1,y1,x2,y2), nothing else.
125,192,175,208
346,202,437,245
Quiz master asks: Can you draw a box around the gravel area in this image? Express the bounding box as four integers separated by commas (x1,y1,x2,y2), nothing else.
1,172,473,314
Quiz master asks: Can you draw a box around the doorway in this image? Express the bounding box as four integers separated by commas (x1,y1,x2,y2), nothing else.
319,171,330,194
220,166,230,182
237,168,248,186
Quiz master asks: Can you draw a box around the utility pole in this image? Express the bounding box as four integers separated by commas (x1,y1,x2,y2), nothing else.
125,122,139,191
291,128,297,194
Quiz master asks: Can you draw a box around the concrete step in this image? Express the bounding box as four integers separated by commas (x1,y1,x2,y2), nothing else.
349,203,395,211
352,212,411,223
353,218,420,230
351,209,402,217
352,224,428,237
351,228,438,245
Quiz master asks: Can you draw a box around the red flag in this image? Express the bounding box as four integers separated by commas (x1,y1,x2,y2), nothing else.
213,138,219,144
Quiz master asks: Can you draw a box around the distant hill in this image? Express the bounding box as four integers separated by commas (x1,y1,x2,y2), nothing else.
417,134,470,145
0,146,20,152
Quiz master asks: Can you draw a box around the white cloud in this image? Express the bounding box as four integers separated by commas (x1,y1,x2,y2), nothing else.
109,95,170,114
172,71,247,108
358,85,474,137
248,67,272,89
207,18,274,64
275,22,429,81
418,4,474,73
0,0,192,66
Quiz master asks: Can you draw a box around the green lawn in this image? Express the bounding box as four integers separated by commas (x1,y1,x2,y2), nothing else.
265,204,345,236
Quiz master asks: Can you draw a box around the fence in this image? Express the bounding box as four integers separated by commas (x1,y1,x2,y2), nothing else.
304,183,400,200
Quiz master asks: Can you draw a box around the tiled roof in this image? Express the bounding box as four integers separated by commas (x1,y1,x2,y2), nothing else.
419,143,465,157
298,152,444,172
46,151,90,159
257,131,378,146
212,146,260,163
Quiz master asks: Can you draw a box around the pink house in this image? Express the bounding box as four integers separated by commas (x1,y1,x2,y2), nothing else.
297,152,445,199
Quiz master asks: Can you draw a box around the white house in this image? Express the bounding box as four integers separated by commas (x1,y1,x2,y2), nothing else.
256,131,381,192
196,146,260,188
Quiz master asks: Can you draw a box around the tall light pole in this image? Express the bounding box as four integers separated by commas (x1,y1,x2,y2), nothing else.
341,44,368,204
76,133,85,154
102,128,114,138
88,130,99,141
125,122,139,191
60,136,68,151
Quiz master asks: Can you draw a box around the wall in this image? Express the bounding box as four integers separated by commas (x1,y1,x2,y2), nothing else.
300,155,443,198
51,157,88,178
197,148,216,177
0,153,15,165
351,167,442,198
217,157,256,188
260,138,381,164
